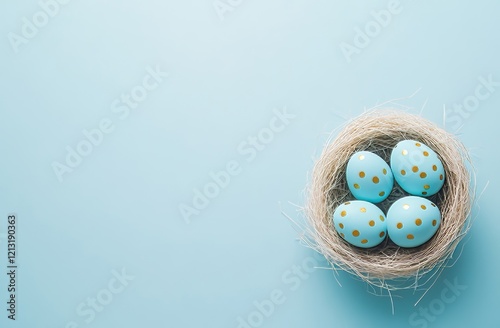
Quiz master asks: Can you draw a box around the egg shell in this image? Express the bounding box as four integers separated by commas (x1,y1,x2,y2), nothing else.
333,200,387,248
386,196,441,248
390,140,445,197
346,151,394,203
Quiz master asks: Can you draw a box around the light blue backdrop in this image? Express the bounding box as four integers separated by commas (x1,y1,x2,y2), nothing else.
0,1,498,327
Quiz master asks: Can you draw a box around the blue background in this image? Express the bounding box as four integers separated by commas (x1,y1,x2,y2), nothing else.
1,1,499,327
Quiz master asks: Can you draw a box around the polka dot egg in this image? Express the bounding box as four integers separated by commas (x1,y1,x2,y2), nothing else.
390,140,445,197
387,196,441,248
333,200,387,248
346,151,394,203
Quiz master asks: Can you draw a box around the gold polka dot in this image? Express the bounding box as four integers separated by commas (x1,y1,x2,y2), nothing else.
420,172,427,179
421,205,427,210
361,239,368,244
379,231,385,238
402,150,408,156
423,151,429,157
431,203,437,207
360,208,367,213
432,220,437,226
440,174,444,181
397,222,403,229
432,165,438,171
340,233,345,238
401,170,407,176
415,219,422,226
379,191,385,197
407,234,415,240
416,142,421,147
359,155,365,160
424,185,430,190
412,166,419,173
403,204,410,210
422,192,428,195
369,220,375,227
344,202,351,205
379,215,385,222
354,183,360,189
373,176,380,184
353,230,360,237
341,211,347,217
339,223,344,229
383,168,387,175
359,171,366,178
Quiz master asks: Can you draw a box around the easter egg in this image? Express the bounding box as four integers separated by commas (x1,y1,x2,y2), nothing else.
346,151,394,203
386,196,441,248
333,200,387,248
390,140,445,197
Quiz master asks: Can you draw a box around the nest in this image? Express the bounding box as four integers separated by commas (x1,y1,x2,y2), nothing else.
305,110,473,290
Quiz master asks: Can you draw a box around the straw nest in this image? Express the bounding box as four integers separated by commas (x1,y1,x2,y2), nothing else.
305,110,473,290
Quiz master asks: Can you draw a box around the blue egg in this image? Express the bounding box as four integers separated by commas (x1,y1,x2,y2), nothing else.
386,196,441,248
390,140,445,197
346,151,394,203
333,200,387,248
